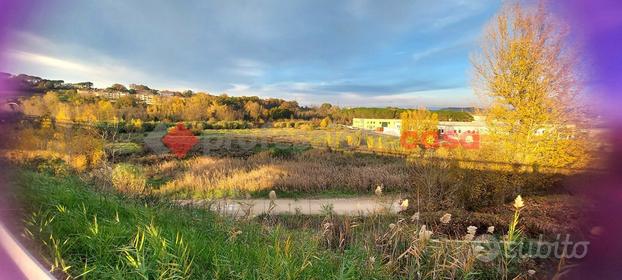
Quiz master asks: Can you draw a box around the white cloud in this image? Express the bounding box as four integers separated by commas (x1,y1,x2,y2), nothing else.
2,31,195,90
228,83,251,93
229,58,265,77
327,87,480,108
4,48,156,88
428,0,491,31
7,50,94,73
411,32,478,62
411,46,446,62
224,80,478,108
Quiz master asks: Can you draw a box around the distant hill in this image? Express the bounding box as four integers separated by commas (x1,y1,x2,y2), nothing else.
0,73,73,94
1,72,478,123
438,107,481,113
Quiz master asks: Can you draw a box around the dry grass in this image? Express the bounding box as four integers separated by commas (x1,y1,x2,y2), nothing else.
149,146,573,214
154,149,414,198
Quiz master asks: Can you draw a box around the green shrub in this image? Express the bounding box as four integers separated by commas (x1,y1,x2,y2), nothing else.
106,142,143,156
29,157,70,176
112,163,146,194
183,121,205,135
207,120,253,129
142,121,156,132
266,144,310,159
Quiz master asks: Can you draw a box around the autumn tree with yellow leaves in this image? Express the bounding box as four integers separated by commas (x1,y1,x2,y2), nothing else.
319,116,331,128
472,1,588,169
400,109,439,136
400,109,439,150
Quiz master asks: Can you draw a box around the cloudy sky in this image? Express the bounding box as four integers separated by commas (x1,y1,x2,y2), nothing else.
1,0,501,107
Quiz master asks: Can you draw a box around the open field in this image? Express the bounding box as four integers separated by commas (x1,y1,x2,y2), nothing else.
14,169,574,279
199,128,598,173
3,123,593,279
201,127,406,156
150,149,416,199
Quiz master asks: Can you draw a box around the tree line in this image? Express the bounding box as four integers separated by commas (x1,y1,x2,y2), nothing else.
15,88,474,126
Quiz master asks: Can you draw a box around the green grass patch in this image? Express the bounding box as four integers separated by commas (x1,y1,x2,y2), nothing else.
106,142,143,156
15,170,388,279
146,176,171,189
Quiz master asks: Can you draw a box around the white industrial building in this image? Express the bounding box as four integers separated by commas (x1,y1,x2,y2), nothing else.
352,115,488,136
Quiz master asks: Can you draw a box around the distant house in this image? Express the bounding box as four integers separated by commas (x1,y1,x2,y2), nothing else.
110,91,128,99
72,82,93,90
158,90,176,97
437,115,488,135
352,118,401,135
91,90,128,100
136,92,156,104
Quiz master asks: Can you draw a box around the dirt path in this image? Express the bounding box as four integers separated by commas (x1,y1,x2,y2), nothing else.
177,197,402,217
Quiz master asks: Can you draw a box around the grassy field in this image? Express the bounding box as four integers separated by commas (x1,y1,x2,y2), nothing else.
151,149,415,199
15,170,391,279
14,169,553,279
6,124,587,279
201,128,406,156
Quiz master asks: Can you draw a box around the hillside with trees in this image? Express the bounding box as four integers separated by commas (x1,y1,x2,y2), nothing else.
3,73,474,127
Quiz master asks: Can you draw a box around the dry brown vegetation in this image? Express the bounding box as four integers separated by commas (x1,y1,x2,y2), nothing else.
152,149,415,198
144,147,567,213
4,119,572,212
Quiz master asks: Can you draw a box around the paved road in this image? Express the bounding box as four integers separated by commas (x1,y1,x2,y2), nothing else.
177,197,402,217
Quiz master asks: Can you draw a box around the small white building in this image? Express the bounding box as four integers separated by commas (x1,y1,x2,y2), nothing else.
136,93,155,104
437,115,488,135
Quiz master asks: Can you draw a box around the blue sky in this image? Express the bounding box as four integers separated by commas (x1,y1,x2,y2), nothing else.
1,0,501,107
